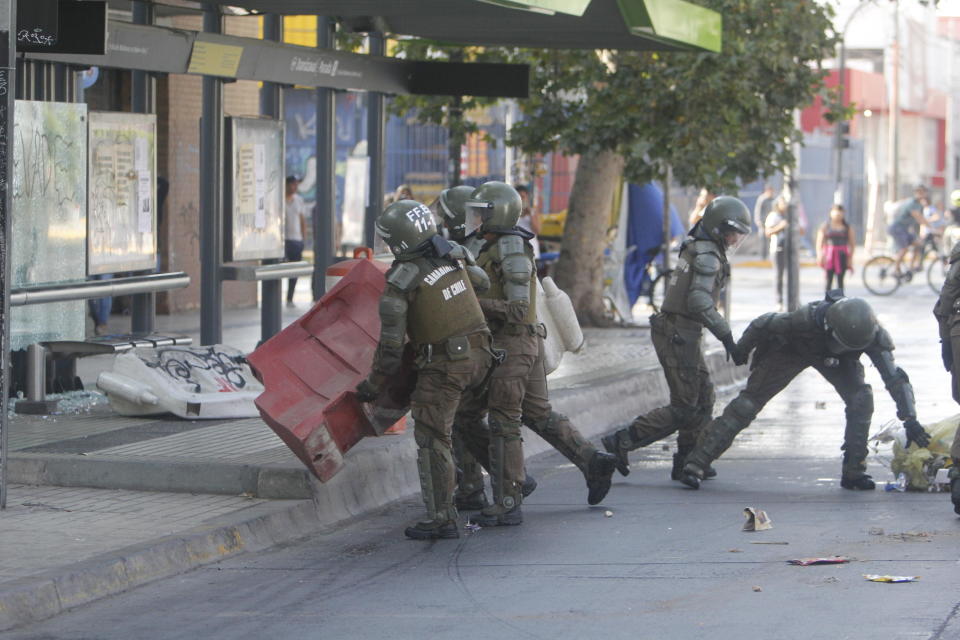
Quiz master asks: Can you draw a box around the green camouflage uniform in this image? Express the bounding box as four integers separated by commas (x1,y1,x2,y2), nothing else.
606,227,730,459
368,252,492,527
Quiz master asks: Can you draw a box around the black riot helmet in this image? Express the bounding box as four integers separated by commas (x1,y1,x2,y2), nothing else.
824,297,878,352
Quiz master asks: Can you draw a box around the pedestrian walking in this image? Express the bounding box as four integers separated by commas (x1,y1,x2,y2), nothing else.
816,204,855,295
681,293,930,491
284,175,308,307
764,197,788,310
602,196,752,480
753,184,776,258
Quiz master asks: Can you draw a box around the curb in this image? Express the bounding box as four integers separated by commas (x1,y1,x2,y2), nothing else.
7,454,313,500
0,346,746,632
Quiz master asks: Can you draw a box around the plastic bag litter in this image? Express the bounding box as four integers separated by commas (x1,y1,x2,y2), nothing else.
863,574,918,583
742,507,772,531
869,415,958,491
788,557,850,566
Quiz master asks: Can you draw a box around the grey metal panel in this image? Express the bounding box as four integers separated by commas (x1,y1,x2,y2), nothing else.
226,0,685,51
233,34,411,93
28,20,194,73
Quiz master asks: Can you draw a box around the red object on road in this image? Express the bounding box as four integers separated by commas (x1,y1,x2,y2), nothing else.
248,256,412,482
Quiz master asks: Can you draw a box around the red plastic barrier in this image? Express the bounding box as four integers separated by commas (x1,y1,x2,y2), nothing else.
248,258,413,482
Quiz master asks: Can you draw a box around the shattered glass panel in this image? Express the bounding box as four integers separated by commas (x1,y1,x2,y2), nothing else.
11,100,87,350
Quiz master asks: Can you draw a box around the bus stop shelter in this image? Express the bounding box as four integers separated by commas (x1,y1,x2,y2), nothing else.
0,0,722,507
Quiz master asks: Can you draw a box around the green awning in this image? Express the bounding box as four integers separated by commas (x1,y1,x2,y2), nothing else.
474,0,721,52
475,0,593,16
617,0,721,52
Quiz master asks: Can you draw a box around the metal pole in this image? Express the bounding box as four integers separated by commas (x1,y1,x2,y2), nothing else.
661,164,671,272
364,32,385,249
200,5,224,345
259,13,282,342
784,168,800,311
0,0,17,509
131,0,156,334
313,16,336,300
833,2,875,201
888,0,900,203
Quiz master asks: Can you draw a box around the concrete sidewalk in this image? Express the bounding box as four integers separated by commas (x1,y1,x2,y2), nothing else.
0,292,747,632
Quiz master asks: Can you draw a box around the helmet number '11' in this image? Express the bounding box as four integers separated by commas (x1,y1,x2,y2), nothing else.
406,205,433,233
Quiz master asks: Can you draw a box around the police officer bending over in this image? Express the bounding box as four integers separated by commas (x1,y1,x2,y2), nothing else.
681,293,931,490
603,196,752,480
356,199,495,540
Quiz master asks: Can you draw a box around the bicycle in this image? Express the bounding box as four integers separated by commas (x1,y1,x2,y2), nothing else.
862,241,944,296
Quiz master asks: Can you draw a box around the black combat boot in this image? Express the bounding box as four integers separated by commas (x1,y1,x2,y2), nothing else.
404,520,459,540
522,474,538,498
679,461,704,490
585,451,617,505
470,505,523,527
840,474,876,490
672,451,717,481
454,489,489,511
951,477,960,516
601,432,631,476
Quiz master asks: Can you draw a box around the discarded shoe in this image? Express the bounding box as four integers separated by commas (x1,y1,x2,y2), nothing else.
404,520,459,540
586,451,617,505
601,433,630,477
840,474,876,491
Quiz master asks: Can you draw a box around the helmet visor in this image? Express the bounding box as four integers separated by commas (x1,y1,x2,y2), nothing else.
722,230,748,255
464,199,490,237
373,223,394,257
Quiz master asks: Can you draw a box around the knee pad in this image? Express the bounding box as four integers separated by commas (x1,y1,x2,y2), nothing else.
669,403,699,426
726,396,758,424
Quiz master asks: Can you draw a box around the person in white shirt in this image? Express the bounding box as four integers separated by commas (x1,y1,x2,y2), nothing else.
515,184,540,260
285,175,308,307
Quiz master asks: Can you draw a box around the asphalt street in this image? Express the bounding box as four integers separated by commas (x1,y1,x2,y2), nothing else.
5,261,959,640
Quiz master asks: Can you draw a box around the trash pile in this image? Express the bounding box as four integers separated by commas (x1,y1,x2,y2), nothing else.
869,415,958,491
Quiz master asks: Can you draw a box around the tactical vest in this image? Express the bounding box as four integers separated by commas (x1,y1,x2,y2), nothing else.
660,239,729,319
476,236,538,325
405,256,487,347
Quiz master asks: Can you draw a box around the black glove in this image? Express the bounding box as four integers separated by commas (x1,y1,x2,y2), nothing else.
720,333,748,366
355,378,379,403
903,418,931,449
942,340,953,372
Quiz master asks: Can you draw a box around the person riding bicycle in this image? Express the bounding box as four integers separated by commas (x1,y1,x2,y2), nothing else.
888,185,929,276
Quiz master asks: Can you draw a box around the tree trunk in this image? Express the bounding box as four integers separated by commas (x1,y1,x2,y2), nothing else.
553,149,625,326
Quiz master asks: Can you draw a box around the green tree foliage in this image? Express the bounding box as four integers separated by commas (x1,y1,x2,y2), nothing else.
509,0,839,192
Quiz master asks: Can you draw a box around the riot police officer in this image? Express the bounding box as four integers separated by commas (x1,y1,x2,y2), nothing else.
439,185,618,510
602,196,752,480
356,199,494,540
681,293,931,490
933,241,960,515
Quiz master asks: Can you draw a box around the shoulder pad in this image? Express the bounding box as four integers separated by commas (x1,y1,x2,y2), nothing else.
874,326,895,351
385,261,420,292
497,234,525,258
692,251,722,276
